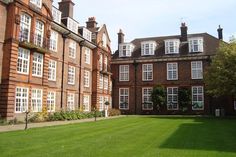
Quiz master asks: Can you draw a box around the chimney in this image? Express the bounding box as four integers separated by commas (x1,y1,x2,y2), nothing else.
58,0,75,18
217,25,223,40
180,22,188,42
86,17,98,29
118,29,124,46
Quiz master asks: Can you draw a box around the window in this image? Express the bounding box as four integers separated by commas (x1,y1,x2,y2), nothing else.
83,95,90,112
119,88,129,110
191,61,203,79
119,65,129,81
17,48,30,74
141,41,156,56
67,17,79,33
165,39,180,54
99,54,103,71
30,0,42,8
48,60,57,81
32,52,43,77
142,64,153,81
99,96,104,111
142,88,153,110
104,56,108,71
192,86,204,110
102,33,107,47
119,43,134,57
99,74,103,89
31,89,43,112
52,7,61,24
67,93,74,111
69,41,76,58
34,20,44,47
83,28,92,41
47,91,56,112
49,30,58,52
68,65,75,85
15,87,28,113
189,37,203,52
167,87,178,110
167,63,178,80
19,14,31,42
84,70,90,88
104,76,108,90
84,48,91,64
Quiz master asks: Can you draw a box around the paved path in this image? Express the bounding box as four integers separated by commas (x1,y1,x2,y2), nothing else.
0,116,124,133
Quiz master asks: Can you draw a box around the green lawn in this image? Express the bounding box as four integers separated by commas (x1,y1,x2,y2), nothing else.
0,116,236,157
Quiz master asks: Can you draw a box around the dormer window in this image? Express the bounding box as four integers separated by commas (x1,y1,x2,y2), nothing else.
119,43,134,57
52,7,61,24
30,0,42,8
165,39,180,54
141,41,156,56
188,37,203,53
67,17,79,33
83,28,92,41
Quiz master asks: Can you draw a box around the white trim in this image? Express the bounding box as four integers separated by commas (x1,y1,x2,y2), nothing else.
31,88,43,112
17,47,30,75
32,52,43,77
142,87,153,110
192,86,204,110
119,65,129,81
47,91,56,112
84,70,90,88
141,41,156,56
49,30,58,52
84,47,91,64
68,65,75,85
142,64,153,81
188,37,204,53
191,61,203,79
119,88,129,110
83,95,90,112
48,59,57,81
165,39,180,54
19,13,31,42
167,62,178,80
15,87,29,113
119,43,135,57
69,41,76,59
67,93,75,111
167,87,179,110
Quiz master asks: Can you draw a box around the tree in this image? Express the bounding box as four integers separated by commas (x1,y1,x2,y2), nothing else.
205,42,236,97
178,87,191,111
151,85,166,110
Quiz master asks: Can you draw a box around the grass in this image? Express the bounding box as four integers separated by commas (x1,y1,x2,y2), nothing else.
0,116,236,157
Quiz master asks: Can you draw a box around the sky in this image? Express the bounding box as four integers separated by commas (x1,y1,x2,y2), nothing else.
53,0,236,52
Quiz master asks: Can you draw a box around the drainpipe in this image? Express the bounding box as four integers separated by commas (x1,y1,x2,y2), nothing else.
133,59,138,114
60,32,70,109
78,40,85,110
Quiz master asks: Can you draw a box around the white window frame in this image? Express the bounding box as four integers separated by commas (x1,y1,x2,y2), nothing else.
102,33,107,47
191,61,203,79
99,96,104,111
188,37,204,53
165,39,180,54
52,7,61,24
83,95,90,112
31,88,43,112
119,88,129,110
17,47,30,74
67,17,79,33
19,13,31,42
104,76,108,90
69,41,76,58
34,20,44,47
84,70,90,88
48,59,57,81
167,63,178,80
192,86,204,110
32,52,43,77
15,87,29,113
142,64,153,81
119,65,129,81
49,30,58,52
141,41,156,56
167,87,178,110
99,54,103,71
99,74,103,89
119,43,134,57
67,93,75,111
30,0,42,8
142,88,153,110
68,65,75,85
47,91,56,112
83,28,92,41
84,48,91,64
104,56,108,71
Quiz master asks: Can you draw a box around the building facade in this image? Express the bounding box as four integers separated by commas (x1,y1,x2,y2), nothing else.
111,24,236,115
0,0,112,120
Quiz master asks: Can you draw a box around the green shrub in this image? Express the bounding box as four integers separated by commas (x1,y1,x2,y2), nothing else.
108,109,121,116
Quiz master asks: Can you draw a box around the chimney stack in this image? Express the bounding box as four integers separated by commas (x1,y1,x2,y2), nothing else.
58,0,75,18
180,23,188,42
118,29,124,46
217,25,223,40
86,17,98,29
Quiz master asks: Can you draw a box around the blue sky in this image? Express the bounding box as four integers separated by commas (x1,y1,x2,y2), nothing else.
53,0,236,52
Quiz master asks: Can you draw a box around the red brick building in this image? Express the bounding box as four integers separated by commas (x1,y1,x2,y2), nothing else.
0,0,112,120
111,24,236,115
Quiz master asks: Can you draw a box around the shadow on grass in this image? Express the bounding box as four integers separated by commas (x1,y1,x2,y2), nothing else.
155,116,236,153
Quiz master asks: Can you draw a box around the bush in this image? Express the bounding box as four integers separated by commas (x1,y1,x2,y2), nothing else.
108,109,121,116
